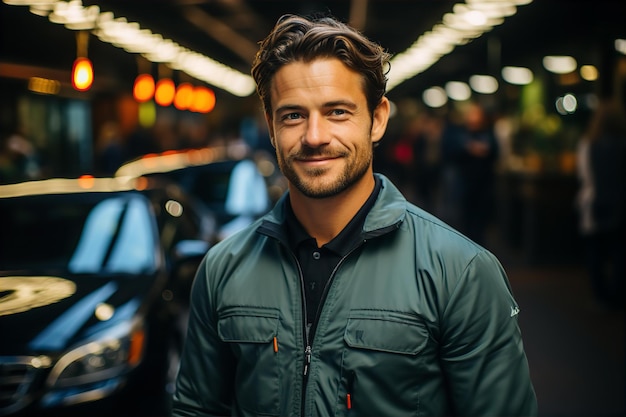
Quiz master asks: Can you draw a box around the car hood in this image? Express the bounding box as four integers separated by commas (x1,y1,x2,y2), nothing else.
0,273,157,355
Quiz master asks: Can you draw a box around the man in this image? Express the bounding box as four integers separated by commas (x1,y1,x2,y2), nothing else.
440,101,500,246
172,14,537,417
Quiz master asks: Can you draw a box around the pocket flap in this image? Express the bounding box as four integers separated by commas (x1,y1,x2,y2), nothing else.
218,307,280,343
344,310,429,355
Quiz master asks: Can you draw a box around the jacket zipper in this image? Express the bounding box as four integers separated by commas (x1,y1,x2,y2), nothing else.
307,241,366,350
288,251,312,417
300,241,366,415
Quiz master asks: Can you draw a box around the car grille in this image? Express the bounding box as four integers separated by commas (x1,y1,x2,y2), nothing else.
0,356,48,415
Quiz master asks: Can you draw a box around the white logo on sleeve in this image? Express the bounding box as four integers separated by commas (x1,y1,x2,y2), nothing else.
510,306,520,317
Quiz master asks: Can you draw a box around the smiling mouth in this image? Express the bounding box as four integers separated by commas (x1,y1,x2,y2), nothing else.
298,156,338,162
294,150,344,161
295,156,342,168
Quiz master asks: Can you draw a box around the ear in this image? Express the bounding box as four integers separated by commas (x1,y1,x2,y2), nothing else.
370,97,390,144
264,112,276,148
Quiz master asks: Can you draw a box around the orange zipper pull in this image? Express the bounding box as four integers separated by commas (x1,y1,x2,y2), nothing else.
273,336,278,353
346,370,355,410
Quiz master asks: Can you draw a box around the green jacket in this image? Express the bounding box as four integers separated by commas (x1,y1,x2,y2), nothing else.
173,174,537,416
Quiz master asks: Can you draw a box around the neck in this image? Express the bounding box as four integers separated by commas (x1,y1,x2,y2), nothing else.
289,173,375,246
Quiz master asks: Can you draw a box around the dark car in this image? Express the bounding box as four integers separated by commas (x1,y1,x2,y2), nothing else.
0,175,215,416
115,147,278,241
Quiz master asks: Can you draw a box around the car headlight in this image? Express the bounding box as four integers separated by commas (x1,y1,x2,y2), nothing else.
47,321,146,388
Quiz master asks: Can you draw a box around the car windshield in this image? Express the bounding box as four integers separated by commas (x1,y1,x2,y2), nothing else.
163,159,270,217
0,192,158,274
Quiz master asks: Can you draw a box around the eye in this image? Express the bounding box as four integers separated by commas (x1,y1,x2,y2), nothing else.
329,108,351,120
284,112,301,120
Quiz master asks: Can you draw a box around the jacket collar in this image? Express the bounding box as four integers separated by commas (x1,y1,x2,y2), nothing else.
257,174,407,242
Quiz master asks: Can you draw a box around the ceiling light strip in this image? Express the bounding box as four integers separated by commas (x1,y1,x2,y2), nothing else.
3,0,256,97
387,0,533,91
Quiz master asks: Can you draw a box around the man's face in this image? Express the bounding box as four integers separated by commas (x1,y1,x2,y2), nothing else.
266,58,388,199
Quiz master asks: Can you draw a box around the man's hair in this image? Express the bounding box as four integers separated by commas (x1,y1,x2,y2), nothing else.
251,14,391,116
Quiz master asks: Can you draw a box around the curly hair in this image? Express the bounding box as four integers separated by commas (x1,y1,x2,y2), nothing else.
251,14,391,116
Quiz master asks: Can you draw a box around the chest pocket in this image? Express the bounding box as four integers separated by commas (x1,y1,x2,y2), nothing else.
344,309,429,354
218,307,281,416
339,310,430,416
218,307,279,343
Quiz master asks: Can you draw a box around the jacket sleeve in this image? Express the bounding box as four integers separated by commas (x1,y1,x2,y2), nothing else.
439,250,538,416
171,255,235,416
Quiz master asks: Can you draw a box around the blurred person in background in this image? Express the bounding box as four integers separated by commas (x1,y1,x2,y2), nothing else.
576,96,626,310
412,110,444,215
94,121,127,176
173,13,536,417
0,130,41,184
440,101,499,247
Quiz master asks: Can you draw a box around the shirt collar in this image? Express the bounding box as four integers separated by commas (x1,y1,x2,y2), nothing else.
285,176,382,256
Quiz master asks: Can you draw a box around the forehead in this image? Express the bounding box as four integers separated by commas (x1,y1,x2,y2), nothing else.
269,58,366,106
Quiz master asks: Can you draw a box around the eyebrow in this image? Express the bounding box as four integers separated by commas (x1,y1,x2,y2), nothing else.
325,100,358,110
274,104,303,115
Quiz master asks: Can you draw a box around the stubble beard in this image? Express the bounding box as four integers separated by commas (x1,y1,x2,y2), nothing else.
276,145,373,199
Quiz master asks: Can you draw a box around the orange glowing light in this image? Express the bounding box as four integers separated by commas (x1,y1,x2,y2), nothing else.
77,174,95,189
134,176,148,190
133,74,155,102
174,82,193,110
190,86,216,113
154,78,175,106
128,328,146,366
71,57,93,91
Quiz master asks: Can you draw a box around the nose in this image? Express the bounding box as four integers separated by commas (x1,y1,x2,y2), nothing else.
302,113,331,148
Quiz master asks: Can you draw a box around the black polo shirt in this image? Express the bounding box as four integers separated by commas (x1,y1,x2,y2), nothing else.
285,176,382,325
